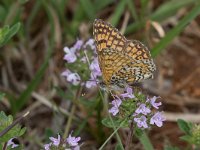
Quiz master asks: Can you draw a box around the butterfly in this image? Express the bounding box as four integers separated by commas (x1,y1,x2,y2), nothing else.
93,19,156,89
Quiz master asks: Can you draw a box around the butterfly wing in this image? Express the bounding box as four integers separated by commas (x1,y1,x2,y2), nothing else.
93,19,128,84
93,19,156,87
93,19,127,53
111,40,156,85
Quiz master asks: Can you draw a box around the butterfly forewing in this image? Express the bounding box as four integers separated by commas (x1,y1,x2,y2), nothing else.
93,19,127,53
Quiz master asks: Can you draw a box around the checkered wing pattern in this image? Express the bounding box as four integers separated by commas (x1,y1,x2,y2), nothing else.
93,19,156,87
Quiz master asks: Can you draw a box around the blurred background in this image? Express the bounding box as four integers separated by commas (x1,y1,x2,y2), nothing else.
0,0,200,149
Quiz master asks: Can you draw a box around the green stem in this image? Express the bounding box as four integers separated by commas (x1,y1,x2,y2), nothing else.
139,131,154,150
99,126,121,150
63,86,82,139
102,92,124,150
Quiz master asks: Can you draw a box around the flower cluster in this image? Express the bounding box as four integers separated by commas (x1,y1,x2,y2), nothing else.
61,39,101,88
44,132,81,150
109,87,165,129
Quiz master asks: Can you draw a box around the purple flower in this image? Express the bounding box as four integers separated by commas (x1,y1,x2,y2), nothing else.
120,87,135,99
86,80,97,88
148,96,162,109
67,73,81,85
61,69,71,77
134,115,148,128
7,138,18,148
61,70,81,86
84,38,95,50
90,58,102,78
111,98,122,107
150,112,165,127
135,104,151,115
73,146,80,150
109,97,122,116
73,39,83,50
44,143,52,150
66,133,81,147
49,134,61,146
109,106,119,116
63,47,77,63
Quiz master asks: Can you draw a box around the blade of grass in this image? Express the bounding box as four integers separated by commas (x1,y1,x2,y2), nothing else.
13,0,56,113
4,1,20,25
70,3,87,38
99,119,127,150
125,0,197,34
140,0,149,19
139,131,154,150
80,0,95,20
126,0,139,22
52,0,69,27
151,0,197,21
14,55,50,113
110,0,126,26
95,0,114,11
26,1,42,33
0,5,7,22
99,126,121,150
151,1,200,57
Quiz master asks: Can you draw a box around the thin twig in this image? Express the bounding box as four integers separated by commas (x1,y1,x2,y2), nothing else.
120,11,130,35
164,112,200,123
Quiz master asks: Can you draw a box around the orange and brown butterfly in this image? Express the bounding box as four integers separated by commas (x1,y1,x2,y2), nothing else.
93,19,156,89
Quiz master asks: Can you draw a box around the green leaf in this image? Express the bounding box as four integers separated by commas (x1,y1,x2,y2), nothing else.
0,22,21,47
179,135,192,142
0,111,26,142
102,117,128,128
177,119,192,135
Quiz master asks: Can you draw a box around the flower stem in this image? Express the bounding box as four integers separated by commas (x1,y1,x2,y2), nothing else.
63,87,82,139
99,126,121,150
139,131,154,150
125,122,134,150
